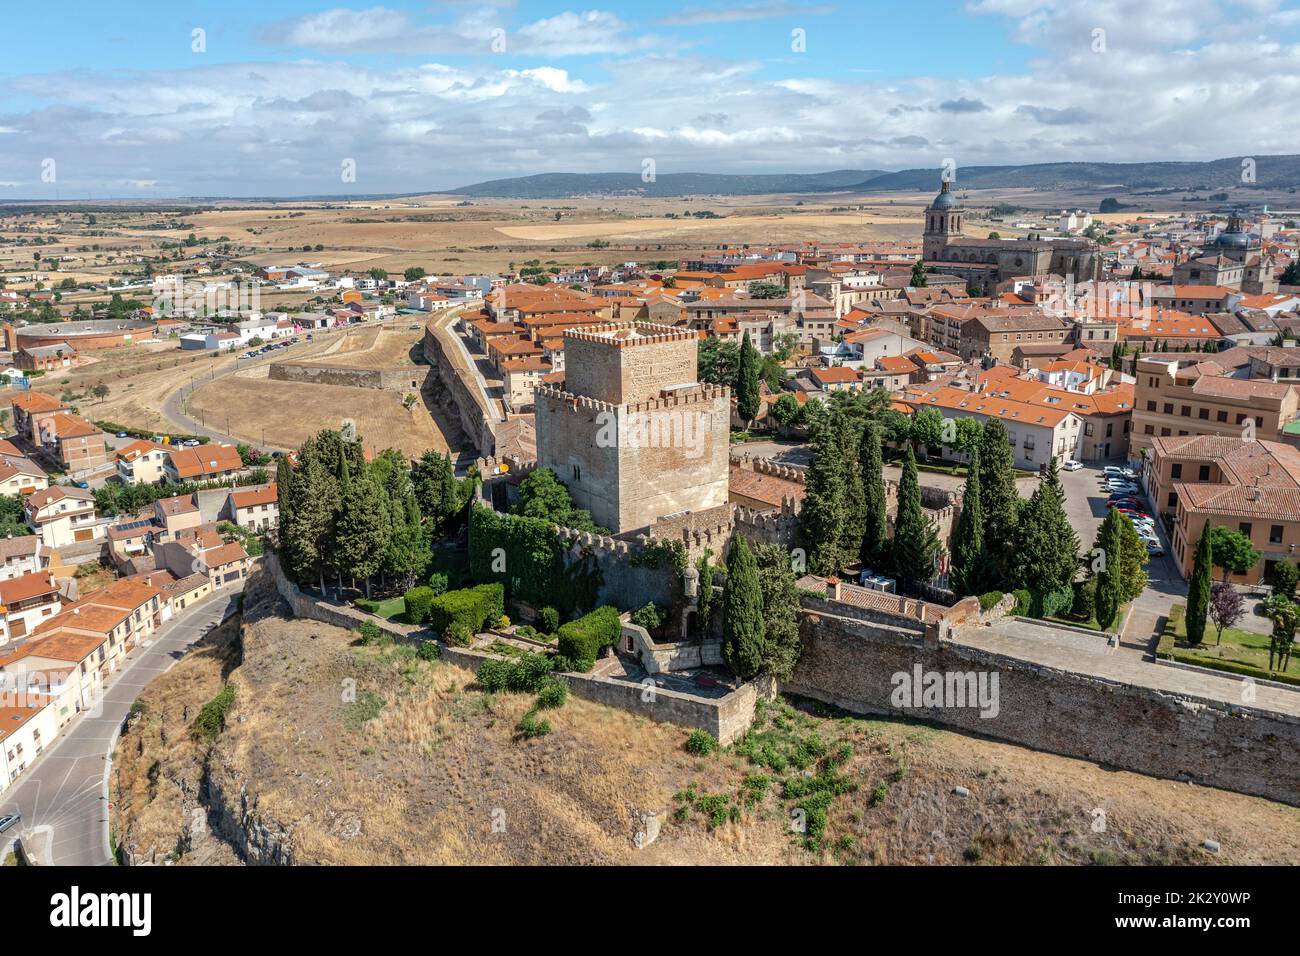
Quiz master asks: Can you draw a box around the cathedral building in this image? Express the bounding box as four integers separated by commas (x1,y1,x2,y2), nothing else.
921,178,1101,291
1172,210,1278,294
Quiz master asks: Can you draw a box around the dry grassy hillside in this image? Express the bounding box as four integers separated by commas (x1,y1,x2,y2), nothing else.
111,568,1300,866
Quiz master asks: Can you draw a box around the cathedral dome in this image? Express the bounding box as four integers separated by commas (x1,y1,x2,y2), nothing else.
930,178,962,210
1216,230,1251,249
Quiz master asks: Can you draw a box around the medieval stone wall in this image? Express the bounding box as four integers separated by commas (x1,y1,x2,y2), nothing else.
268,361,432,391
786,607,1300,806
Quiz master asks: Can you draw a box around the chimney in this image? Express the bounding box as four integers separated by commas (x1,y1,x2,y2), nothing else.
827,576,841,601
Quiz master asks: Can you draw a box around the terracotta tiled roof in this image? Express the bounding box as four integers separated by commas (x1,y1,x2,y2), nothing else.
230,483,277,509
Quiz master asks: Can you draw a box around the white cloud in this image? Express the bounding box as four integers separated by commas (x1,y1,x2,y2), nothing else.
1,0,1298,196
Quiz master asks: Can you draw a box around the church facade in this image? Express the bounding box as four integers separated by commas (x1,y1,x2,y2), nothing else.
921,179,1101,291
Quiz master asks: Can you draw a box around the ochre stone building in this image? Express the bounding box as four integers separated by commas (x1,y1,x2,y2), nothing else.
535,323,730,534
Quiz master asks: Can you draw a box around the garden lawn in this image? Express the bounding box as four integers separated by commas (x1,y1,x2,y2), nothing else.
1166,602,1300,684
357,596,408,622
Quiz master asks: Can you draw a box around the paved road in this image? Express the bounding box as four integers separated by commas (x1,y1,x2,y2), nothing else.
1057,462,1187,651
0,588,242,866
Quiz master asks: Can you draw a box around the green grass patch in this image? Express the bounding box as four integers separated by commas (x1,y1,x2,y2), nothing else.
343,690,386,729
356,596,408,622
1163,600,1300,683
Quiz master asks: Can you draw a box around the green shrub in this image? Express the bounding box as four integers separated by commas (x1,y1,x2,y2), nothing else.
426,572,448,597
357,620,382,645
403,586,435,625
1034,585,1074,619
194,684,235,740
630,601,666,632
445,623,473,646
978,591,1005,612
416,641,440,662
538,606,560,633
517,710,552,738
1070,579,1096,620
535,676,569,709
685,729,718,756
556,605,622,671
475,653,553,693
427,583,504,636
1010,588,1032,616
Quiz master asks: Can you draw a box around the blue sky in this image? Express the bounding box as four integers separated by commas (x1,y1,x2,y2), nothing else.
1,0,1298,197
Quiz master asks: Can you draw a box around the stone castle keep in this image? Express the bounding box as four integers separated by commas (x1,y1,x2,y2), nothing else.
534,323,730,534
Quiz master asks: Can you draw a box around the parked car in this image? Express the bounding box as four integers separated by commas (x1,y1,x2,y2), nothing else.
1109,496,1147,508
1147,543,1167,557
1062,459,1083,471
0,812,19,834
74,480,90,489
1103,465,1138,479
115,431,128,438
182,439,201,447
1107,482,1140,494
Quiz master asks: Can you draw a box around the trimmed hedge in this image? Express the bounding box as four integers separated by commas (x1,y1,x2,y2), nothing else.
1169,651,1300,688
427,583,504,637
403,586,435,625
476,652,552,693
556,605,622,671
978,591,1005,612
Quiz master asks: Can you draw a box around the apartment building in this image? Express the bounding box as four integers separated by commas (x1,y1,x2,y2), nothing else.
1130,351,1300,460
163,443,244,483
225,483,278,532
115,439,172,485
35,413,109,472
0,457,47,496
24,486,104,548
1151,435,1300,584
898,384,1084,470
0,570,63,644
0,694,57,792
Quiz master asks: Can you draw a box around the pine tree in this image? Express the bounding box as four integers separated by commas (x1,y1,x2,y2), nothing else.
799,409,847,575
892,446,939,586
1010,471,1079,597
978,418,1020,584
910,258,928,287
1093,509,1126,631
736,331,761,425
950,447,988,596
859,420,888,568
721,535,765,680
1186,521,1212,647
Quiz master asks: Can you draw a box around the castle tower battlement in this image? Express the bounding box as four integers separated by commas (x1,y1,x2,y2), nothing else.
536,318,728,534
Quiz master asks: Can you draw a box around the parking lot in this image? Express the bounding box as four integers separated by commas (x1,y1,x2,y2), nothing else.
1059,461,1187,645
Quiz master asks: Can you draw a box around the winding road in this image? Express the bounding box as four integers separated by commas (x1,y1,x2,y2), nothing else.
0,587,242,866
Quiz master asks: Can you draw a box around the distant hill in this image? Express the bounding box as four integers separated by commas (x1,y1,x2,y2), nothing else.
448,156,1300,198
447,170,889,198
850,156,1300,193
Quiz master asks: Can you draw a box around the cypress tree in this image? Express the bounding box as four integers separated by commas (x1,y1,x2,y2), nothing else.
334,474,388,597
721,535,765,680
892,446,939,586
859,421,888,568
838,416,866,562
288,449,333,594
978,418,1020,583
274,455,295,564
736,331,761,425
800,409,847,575
950,447,987,596
1094,509,1126,631
1186,522,1213,647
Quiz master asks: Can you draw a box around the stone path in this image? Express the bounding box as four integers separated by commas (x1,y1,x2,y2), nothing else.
957,616,1300,718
